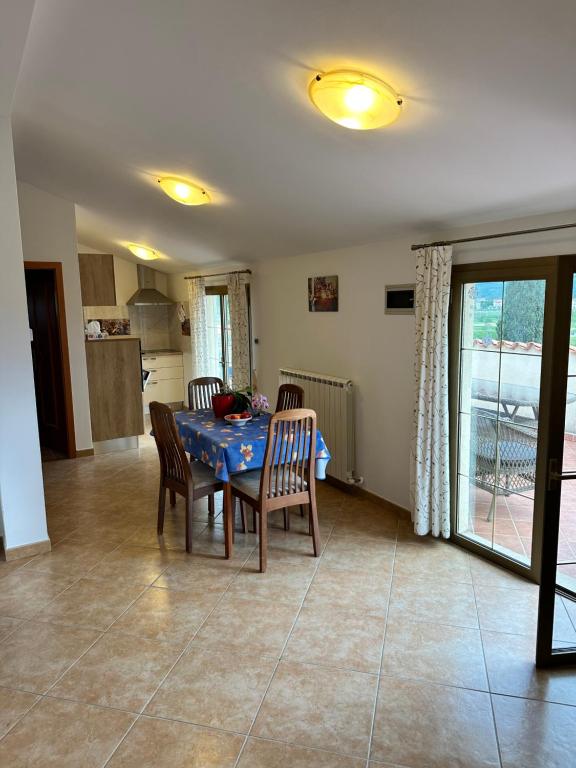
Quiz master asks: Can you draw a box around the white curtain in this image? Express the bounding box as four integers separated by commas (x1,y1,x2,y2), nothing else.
187,276,209,379
411,245,453,538
227,273,251,389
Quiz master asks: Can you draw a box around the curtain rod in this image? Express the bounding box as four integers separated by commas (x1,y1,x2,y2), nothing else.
184,269,252,280
410,222,576,251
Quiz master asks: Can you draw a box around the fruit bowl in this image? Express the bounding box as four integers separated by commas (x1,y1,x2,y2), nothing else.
224,413,252,426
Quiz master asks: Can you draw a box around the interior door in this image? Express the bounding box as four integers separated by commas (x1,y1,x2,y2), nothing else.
450,258,557,580
25,268,68,456
536,255,576,666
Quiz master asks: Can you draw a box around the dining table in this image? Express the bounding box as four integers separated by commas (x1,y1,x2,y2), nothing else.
174,408,331,558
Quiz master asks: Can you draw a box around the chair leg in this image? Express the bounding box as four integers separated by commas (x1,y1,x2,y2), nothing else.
259,509,268,572
157,483,166,535
208,493,215,516
252,507,258,534
240,500,248,534
185,495,193,554
300,504,305,517
309,492,321,557
169,489,176,507
283,507,290,531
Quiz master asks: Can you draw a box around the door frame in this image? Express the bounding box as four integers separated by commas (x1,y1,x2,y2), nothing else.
24,261,76,459
449,256,559,584
536,253,576,666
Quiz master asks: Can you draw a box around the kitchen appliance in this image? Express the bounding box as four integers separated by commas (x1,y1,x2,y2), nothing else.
127,265,174,306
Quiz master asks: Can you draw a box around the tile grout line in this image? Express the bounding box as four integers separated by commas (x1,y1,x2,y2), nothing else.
364,523,398,768
101,512,262,767
0,496,402,762
231,507,338,768
471,578,505,768
34,548,187,704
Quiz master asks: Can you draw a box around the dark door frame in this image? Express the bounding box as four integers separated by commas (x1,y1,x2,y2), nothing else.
536,253,576,667
24,261,76,459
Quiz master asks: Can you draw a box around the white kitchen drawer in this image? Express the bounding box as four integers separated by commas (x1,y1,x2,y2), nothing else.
141,353,183,369
146,365,183,381
144,378,185,406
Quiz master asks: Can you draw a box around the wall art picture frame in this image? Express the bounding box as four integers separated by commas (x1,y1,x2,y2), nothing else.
308,275,338,312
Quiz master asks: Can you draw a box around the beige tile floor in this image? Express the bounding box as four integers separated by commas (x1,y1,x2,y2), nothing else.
0,435,575,766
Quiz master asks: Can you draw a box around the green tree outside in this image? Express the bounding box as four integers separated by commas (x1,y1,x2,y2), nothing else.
496,280,545,343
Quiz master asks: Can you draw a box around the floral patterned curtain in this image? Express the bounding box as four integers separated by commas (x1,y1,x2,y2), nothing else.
227,273,251,389
410,245,453,537
187,276,209,379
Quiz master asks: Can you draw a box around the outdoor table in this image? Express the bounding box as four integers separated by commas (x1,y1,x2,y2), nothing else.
174,408,331,558
471,378,576,421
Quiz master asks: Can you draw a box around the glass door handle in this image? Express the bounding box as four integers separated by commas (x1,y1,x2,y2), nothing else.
548,458,561,490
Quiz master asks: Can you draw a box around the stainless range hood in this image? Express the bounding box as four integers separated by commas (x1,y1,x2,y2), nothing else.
127,265,174,306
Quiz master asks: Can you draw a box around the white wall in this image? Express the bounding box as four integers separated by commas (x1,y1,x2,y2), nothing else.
0,119,48,549
18,181,93,451
252,210,576,510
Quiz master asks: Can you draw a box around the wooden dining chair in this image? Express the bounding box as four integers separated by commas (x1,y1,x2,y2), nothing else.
275,385,306,523
188,377,224,410
149,401,223,553
276,383,304,412
230,408,320,572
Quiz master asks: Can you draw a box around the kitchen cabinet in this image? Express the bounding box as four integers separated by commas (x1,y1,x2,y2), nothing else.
86,337,144,441
79,253,116,306
142,352,184,411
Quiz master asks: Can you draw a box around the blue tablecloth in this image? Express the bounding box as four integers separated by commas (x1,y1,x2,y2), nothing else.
174,409,330,483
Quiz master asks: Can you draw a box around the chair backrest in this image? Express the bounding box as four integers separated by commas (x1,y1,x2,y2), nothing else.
188,377,223,410
149,401,191,490
275,384,304,412
261,408,316,500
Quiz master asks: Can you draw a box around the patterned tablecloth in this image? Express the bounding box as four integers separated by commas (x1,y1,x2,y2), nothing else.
174,409,331,483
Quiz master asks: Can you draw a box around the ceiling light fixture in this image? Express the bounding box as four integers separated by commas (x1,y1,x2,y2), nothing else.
127,243,158,261
308,69,403,130
158,177,210,205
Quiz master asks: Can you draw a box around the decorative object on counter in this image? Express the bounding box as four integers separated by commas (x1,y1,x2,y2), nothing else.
251,392,270,416
308,275,338,312
85,320,108,339
181,318,190,336
212,382,252,418
95,318,131,336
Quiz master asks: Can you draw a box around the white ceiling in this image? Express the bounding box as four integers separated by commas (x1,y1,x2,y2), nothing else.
11,0,576,272
0,0,36,116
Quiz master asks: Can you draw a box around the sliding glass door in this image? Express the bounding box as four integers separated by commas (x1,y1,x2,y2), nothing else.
451,256,576,665
451,259,554,578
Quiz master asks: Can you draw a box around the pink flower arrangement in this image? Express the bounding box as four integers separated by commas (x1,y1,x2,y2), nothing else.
251,392,270,413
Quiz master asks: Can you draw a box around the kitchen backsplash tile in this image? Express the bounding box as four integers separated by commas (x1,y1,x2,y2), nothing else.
98,318,131,335
128,305,173,351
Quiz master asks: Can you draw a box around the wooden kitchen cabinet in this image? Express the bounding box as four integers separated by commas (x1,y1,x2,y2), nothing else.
79,253,116,306
85,338,144,441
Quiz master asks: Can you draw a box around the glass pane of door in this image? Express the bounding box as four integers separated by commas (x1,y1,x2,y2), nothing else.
556,278,576,599
455,278,546,568
205,294,225,380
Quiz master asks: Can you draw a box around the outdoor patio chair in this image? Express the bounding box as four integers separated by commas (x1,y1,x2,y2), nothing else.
470,407,537,496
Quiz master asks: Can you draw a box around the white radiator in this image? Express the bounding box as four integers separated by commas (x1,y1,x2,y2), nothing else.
278,367,361,485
